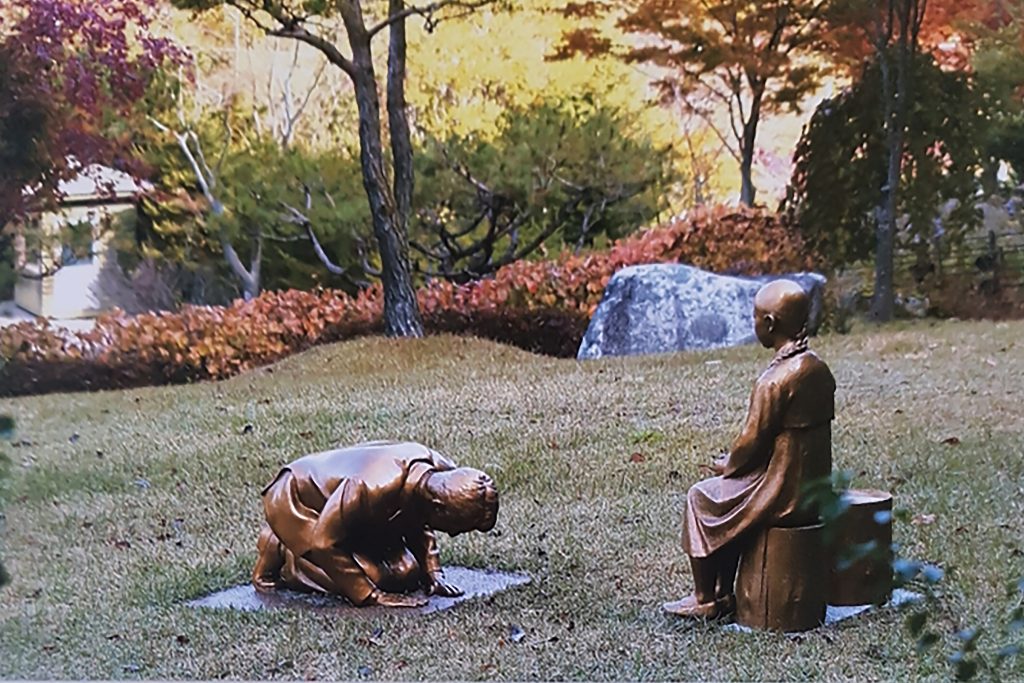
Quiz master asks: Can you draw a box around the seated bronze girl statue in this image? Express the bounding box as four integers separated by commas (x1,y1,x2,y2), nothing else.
663,280,836,620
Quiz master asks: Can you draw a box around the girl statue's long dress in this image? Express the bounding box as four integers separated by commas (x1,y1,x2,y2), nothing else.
683,338,836,560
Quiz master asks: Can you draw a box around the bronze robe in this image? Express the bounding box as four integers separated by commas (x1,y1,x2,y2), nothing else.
255,441,456,603
683,345,835,558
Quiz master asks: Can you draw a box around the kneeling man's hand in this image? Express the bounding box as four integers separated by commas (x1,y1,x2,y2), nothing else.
427,576,464,598
368,590,428,608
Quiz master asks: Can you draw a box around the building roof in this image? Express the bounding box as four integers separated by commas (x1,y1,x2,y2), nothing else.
56,163,150,202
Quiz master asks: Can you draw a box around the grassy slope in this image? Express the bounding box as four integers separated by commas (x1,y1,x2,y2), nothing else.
0,321,1022,680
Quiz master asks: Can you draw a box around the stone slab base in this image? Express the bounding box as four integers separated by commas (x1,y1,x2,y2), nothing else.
185,566,530,616
723,588,924,634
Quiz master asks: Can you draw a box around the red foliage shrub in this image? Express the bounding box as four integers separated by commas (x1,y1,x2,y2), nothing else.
0,290,384,395
0,206,809,396
420,204,812,319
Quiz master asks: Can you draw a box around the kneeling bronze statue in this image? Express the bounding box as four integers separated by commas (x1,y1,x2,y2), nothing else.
253,440,498,608
664,280,836,620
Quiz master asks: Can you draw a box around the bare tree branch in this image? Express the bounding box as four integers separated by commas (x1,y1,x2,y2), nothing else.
150,116,260,298
413,148,651,282
366,0,498,37
279,187,373,287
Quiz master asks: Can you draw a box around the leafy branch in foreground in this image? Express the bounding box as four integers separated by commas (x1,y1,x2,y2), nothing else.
901,564,1023,681
802,470,1022,681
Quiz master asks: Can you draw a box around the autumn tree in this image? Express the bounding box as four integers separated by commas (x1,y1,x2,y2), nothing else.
967,2,1024,188
0,0,182,300
786,56,984,272
822,1,927,320
0,0,181,216
823,0,1015,320
553,0,831,206
171,0,502,337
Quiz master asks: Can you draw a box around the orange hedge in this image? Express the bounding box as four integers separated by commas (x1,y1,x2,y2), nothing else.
0,206,811,396
420,204,813,318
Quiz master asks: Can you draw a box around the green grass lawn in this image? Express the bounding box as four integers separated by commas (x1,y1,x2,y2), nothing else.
1,321,1022,680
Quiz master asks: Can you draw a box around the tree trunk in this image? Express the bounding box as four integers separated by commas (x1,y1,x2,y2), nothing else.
220,236,260,301
870,10,913,322
388,0,414,231
738,88,764,207
213,200,260,300
343,6,423,337
739,149,756,207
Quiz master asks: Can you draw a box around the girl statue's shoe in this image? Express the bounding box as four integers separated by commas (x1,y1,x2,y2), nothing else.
661,593,736,619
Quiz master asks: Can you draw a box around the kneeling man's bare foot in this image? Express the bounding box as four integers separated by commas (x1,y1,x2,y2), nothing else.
662,593,735,619
252,577,281,593
366,590,429,608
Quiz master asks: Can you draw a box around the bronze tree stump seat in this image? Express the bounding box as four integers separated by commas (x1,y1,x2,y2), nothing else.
735,522,828,632
829,489,894,606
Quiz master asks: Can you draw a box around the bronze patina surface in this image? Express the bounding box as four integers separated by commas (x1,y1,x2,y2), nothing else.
252,440,498,608
664,280,836,623
829,489,894,606
735,523,828,631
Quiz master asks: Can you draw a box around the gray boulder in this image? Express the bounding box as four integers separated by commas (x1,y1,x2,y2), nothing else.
577,264,826,360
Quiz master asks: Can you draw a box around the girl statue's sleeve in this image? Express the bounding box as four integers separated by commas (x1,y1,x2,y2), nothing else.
723,376,787,478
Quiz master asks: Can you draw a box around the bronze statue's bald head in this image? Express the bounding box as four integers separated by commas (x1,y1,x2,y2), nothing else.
423,467,499,536
753,280,810,348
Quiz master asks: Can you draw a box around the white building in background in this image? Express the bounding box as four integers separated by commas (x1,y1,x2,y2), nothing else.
10,164,147,319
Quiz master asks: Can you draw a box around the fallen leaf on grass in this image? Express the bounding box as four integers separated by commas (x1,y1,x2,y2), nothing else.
508,625,526,643
940,436,961,446
629,452,645,463
912,514,936,526
175,634,190,645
